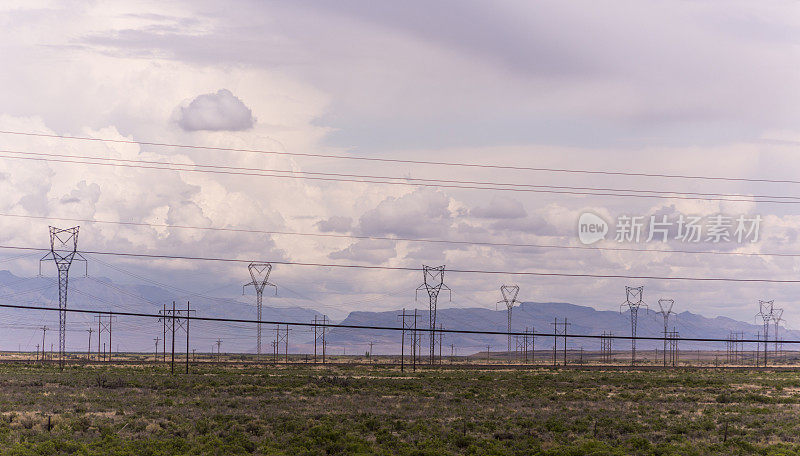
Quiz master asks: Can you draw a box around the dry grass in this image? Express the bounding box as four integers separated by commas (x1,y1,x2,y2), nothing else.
0,364,798,454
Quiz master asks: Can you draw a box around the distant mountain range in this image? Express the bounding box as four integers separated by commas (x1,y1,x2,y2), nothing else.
0,270,320,354
328,301,796,355
0,270,790,354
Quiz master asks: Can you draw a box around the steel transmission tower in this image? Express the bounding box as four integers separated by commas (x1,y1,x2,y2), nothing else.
39,226,85,370
601,331,613,363
655,298,676,367
416,265,450,364
772,307,784,361
620,286,647,366
497,285,520,353
755,300,775,367
243,262,277,356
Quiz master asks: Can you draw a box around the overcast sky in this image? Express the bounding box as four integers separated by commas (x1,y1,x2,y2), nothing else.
2,1,800,329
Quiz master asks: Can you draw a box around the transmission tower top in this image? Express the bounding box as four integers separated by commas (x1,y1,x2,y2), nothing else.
624,286,644,307
756,300,775,322
243,262,277,295
40,226,86,274
657,298,675,316
621,286,647,315
497,284,520,310
422,265,444,288
416,265,451,301
772,307,784,322
50,226,79,255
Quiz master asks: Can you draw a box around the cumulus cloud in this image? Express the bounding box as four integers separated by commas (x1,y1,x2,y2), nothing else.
470,196,527,219
358,189,452,238
329,239,397,264
316,216,353,233
489,215,559,236
177,89,255,131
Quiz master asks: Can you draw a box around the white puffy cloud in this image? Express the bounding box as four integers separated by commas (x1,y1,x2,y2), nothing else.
177,89,255,131
357,189,452,238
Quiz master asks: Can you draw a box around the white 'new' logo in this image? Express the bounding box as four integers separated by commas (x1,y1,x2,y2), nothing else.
578,212,608,245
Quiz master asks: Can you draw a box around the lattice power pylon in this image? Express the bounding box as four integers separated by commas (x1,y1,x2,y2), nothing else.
755,300,775,367
275,324,290,363
601,331,613,363
620,286,647,366
40,226,85,370
725,332,734,364
726,331,745,364
668,328,679,366
655,298,676,367
416,265,450,364
772,307,784,362
497,285,520,353
243,262,277,356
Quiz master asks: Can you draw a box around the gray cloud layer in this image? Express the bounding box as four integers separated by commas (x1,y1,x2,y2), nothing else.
1,2,800,337
78,1,800,149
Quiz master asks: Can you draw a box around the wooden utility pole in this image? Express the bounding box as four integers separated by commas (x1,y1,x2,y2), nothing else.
87,328,93,361
108,312,113,363
162,303,167,362
400,310,405,372
185,301,191,374
171,301,176,374
40,326,48,363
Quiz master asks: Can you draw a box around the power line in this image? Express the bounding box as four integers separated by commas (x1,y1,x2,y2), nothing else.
0,301,797,344
0,151,797,204
1,149,798,202
85,254,350,316
85,254,242,303
3,129,800,186
0,212,792,259
83,275,161,306
6,242,800,283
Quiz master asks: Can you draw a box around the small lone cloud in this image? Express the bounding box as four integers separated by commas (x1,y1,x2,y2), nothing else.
177,89,255,131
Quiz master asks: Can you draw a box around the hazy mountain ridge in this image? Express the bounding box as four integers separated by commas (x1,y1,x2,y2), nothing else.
0,270,323,353
331,302,797,354
0,270,790,354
